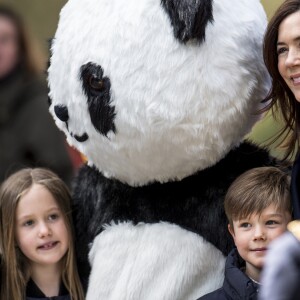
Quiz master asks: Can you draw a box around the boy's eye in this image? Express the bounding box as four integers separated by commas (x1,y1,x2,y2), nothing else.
23,220,34,227
240,222,251,228
266,220,279,226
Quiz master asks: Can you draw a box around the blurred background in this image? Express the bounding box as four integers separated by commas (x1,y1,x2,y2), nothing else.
1,0,284,54
1,0,66,59
0,0,287,160
0,0,83,184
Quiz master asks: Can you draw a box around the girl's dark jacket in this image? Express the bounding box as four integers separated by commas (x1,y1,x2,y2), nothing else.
197,248,259,300
26,279,70,300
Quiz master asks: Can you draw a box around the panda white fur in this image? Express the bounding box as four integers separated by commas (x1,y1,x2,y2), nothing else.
48,0,274,299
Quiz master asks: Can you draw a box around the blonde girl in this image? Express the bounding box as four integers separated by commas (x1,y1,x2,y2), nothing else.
0,168,84,300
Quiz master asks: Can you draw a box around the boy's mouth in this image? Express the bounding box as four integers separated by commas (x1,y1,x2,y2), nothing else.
251,247,267,252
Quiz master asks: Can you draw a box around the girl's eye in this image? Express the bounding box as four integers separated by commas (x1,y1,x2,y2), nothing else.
48,214,59,221
23,220,34,227
277,47,287,55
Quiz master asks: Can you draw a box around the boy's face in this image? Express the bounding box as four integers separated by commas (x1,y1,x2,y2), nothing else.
228,203,291,280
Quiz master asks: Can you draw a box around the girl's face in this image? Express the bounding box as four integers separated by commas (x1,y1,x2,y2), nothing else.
277,10,300,102
15,183,69,272
228,203,291,282
0,15,19,79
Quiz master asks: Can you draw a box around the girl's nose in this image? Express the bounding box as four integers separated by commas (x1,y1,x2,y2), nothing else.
38,222,52,238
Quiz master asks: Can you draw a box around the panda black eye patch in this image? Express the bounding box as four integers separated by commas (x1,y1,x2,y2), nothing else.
81,62,107,97
80,62,116,137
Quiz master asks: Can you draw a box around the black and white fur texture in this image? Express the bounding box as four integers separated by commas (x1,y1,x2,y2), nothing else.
48,0,272,299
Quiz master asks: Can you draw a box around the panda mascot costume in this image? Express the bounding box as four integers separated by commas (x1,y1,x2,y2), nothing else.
48,0,274,299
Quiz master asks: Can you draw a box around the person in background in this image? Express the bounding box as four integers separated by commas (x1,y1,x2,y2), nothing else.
0,168,85,299
0,5,77,185
258,1,300,299
198,167,292,300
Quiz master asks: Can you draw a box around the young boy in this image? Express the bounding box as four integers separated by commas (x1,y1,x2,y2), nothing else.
198,166,292,300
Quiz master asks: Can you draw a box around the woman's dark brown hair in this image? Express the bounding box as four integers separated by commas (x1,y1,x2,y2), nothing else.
0,5,45,75
263,0,300,160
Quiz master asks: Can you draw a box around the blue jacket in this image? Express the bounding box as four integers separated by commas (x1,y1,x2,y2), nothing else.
197,248,259,300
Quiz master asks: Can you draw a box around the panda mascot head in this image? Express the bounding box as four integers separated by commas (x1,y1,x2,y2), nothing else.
48,0,272,299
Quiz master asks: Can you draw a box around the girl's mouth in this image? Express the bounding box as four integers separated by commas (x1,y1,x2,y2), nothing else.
38,241,59,250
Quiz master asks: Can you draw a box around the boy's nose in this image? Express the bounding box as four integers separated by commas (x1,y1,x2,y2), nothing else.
253,226,266,240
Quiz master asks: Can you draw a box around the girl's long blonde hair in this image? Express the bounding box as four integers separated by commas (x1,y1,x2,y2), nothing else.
0,168,84,300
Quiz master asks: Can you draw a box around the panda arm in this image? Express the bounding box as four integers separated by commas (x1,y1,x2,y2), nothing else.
72,164,107,286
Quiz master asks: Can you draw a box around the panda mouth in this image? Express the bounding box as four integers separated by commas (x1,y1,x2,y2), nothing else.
71,132,89,142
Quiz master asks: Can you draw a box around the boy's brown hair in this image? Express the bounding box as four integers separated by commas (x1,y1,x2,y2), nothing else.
225,166,291,227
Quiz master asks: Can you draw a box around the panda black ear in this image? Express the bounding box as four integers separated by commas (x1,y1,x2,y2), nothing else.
161,0,213,44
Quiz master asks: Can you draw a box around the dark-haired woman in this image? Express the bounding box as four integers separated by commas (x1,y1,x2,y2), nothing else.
259,1,300,299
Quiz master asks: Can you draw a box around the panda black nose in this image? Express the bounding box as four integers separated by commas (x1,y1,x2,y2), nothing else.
54,105,69,122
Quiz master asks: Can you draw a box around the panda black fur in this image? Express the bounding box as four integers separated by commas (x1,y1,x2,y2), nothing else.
48,0,273,298
71,142,277,299
73,142,276,262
